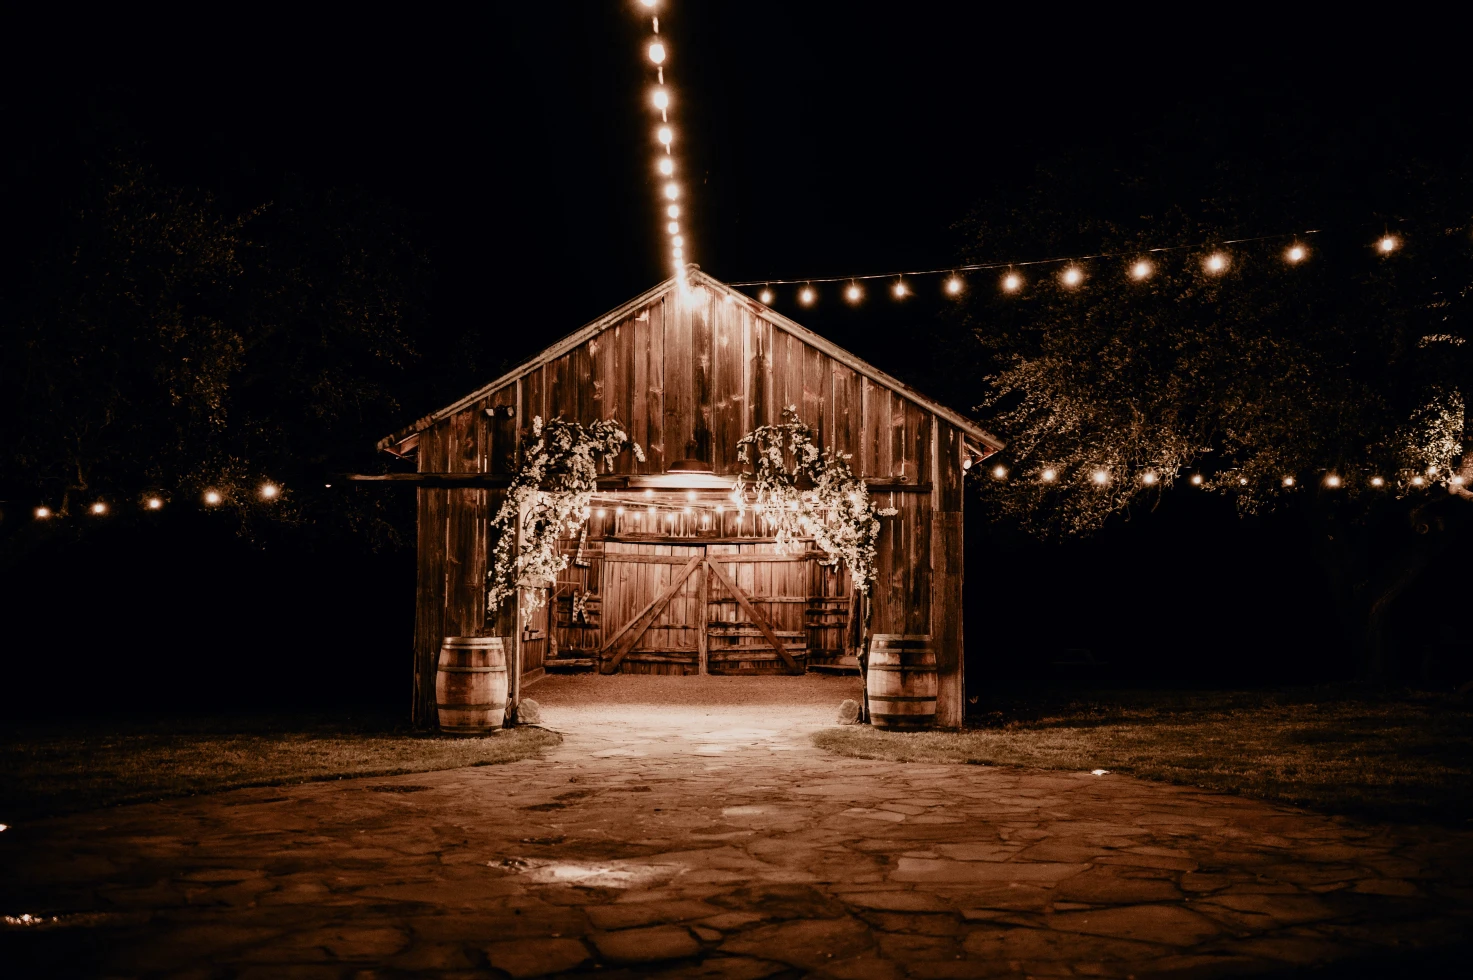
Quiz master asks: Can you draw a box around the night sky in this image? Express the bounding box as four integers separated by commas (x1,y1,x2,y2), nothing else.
3,6,1467,710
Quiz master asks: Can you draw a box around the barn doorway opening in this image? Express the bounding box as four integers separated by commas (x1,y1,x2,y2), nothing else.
537,488,858,680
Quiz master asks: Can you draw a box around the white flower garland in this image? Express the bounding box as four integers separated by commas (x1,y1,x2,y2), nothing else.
487,416,643,620
733,407,896,592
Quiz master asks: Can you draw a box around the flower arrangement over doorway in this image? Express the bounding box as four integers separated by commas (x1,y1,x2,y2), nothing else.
733,407,896,592
487,417,644,618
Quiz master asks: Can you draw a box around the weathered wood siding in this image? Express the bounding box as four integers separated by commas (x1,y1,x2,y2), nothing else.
409,281,970,728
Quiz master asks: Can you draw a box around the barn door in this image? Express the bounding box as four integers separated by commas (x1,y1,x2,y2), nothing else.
599,543,706,674
705,544,808,675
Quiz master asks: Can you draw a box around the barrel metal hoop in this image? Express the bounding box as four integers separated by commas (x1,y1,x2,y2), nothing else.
866,695,939,702
436,702,505,710
866,664,937,672
437,666,505,673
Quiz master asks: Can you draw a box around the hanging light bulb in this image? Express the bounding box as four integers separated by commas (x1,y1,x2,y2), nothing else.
204,490,223,505
260,483,279,500
664,183,680,200
1282,476,1295,487
1061,266,1083,288
759,287,773,304
90,501,107,515
1141,472,1157,485
1129,259,1153,280
1204,252,1229,274
652,88,669,110
596,508,606,518
672,234,684,246
715,504,724,514
667,221,679,235
1324,474,1341,488
34,506,51,519
146,497,163,510
667,204,680,218
1286,243,1307,263
992,465,1007,479
1239,477,1249,485
944,275,964,296
657,126,673,145
644,488,654,497
845,282,863,303
1041,468,1057,482
961,457,972,471
1190,474,1204,486
648,41,666,64
658,157,674,176
892,279,909,298
1378,235,1398,253
1091,470,1109,485
1369,476,1384,488
1411,475,1426,487
799,285,815,305
615,505,625,515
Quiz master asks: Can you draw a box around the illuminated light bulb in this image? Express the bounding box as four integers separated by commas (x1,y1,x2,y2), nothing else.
648,42,666,64
1324,474,1341,488
1370,476,1384,487
1378,235,1398,253
664,183,680,199
260,483,279,499
945,275,963,296
1427,465,1438,476
652,88,669,110
34,506,51,519
892,280,909,298
91,502,107,515
204,490,222,505
1239,477,1249,485
759,288,774,304
667,221,679,235
753,503,764,513
1142,472,1157,485
1002,271,1023,293
1204,252,1229,274
615,506,625,515
672,235,683,246
1130,259,1153,280
845,282,862,303
1286,244,1307,263
1282,476,1295,487
1041,468,1057,482
1411,476,1426,487
647,505,656,515
658,157,674,176
686,490,696,501
640,0,656,7
683,505,692,515
992,465,1007,479
715,504,724,514
146,497,163,510
673,246,684,258
1190,474,1204,486
799,286,815,305
595,508,606,518
1061,266,1083,287
657,126,673,145
667,205,680,218
1453,475,1466,485
1091,470,1109,485
644,488,654,497
961,457,972,471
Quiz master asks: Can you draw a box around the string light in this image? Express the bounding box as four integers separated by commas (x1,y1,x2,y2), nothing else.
1282,476,1295,487
1041,468,1057,482
644,488,654,497
1239,477,1249,485
1204,252,1229,274
668,205,680,218
1190,474,1204,486
90,502,107,515
799,285,815,305
1324,474,1341,488
1061,266,1083,288
146,497,163,510
1378,235,1399,254
204,490,222,505
658,158,674,176
1142,472,1157,485
260,483,279,500
1411,475,1426,487
34,506,51,519
759,287,774,304
944,275,963,296
648,42,665,64
1370,476,1385,487
1002,271,1023,293
1091,470,1108,485
992,465,1007,479
1130,259,1153,280
1286,244,1307,263
845,282,863,303
652,88,669,111
615,506,625,515
715,504,724,514
892,279,909,298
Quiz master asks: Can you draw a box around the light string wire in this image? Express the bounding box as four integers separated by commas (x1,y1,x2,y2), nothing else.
638,1,688,281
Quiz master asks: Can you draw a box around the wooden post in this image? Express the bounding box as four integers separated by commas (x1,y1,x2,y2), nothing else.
858,591,872,724
697,561,709,675
507,511,524,726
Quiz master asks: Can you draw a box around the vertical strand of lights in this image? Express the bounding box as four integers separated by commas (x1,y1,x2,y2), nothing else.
640,2,688,282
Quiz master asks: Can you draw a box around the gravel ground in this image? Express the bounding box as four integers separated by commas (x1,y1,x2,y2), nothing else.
528,671,862,708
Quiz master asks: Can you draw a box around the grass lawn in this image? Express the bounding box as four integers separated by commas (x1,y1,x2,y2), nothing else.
0,714,560,822
814,688,1473,826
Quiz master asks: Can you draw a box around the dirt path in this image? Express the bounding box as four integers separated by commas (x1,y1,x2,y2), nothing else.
3,675,1472,978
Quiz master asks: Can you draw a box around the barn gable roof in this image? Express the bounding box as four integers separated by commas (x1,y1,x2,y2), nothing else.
377,268,1002,454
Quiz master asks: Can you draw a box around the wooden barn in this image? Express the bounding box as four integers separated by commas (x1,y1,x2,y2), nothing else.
374,269,1001,729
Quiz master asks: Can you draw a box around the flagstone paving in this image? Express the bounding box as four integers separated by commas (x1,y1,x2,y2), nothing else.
3,675,1473,978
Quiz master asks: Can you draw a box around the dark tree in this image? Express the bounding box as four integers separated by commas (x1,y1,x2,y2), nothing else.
0,159,431,556
953,146,1472,682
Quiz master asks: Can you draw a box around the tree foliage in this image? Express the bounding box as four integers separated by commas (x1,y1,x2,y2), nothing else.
0,159,431,550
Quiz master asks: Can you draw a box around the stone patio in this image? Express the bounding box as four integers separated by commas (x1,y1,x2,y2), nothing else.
3,674,1472,978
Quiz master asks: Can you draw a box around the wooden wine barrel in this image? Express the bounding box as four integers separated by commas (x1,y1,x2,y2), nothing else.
865,634,937,731
436,637,509,735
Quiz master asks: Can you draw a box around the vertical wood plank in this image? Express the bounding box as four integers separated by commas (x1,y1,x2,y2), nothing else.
932,420,964,728
489,385,517,475
549,352,576,420
693,289,714,465
713,296,744,474
647,300,666,471
664,291,694,463
831,362,860,461
802,344,827,447
587,334,605,427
